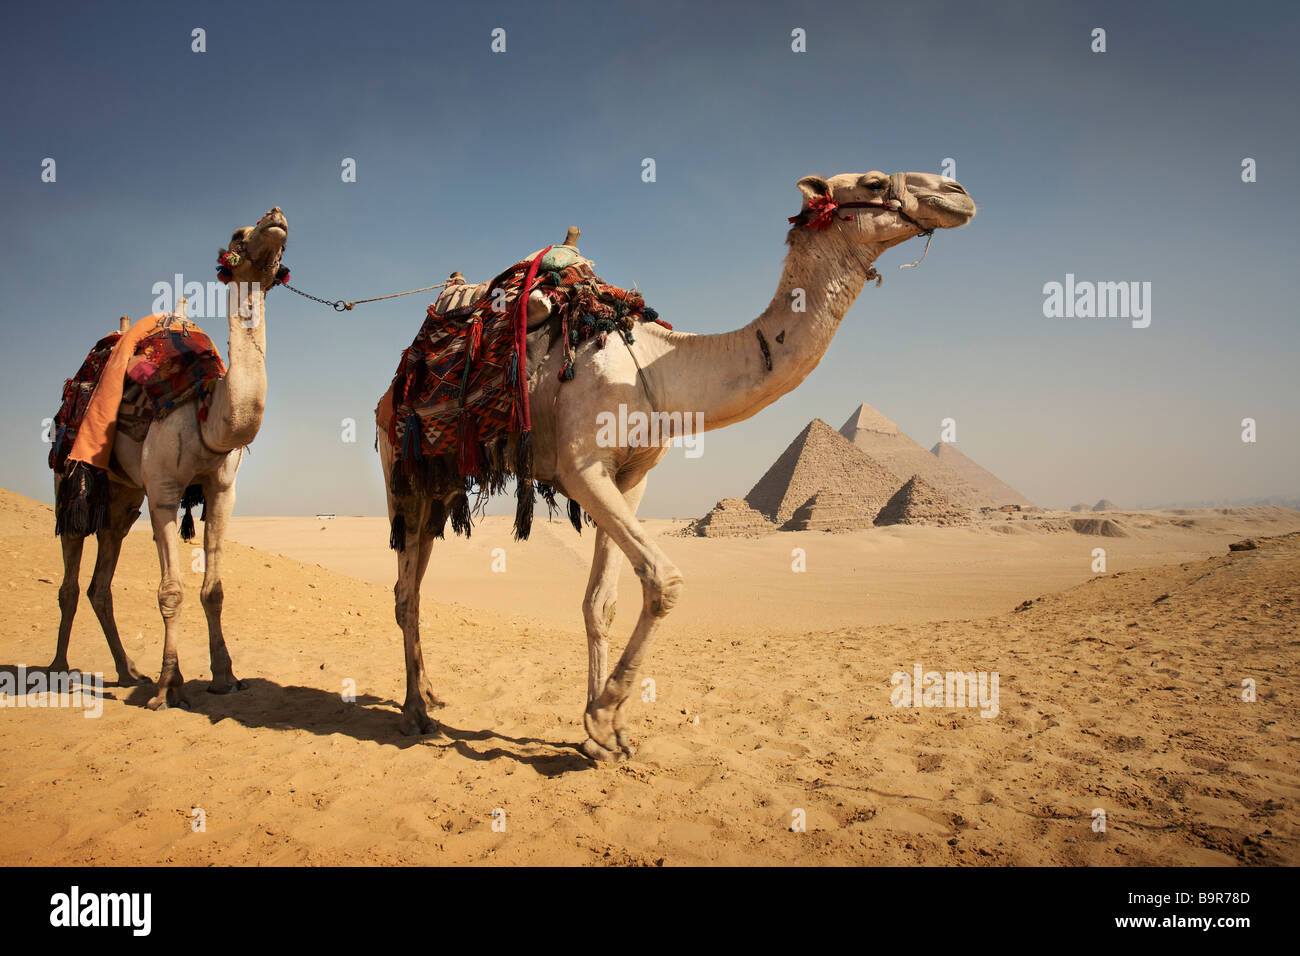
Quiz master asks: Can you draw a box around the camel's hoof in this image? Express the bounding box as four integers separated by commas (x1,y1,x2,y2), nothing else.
206,678,248,695
146,695,189,712
399,711,438,737
615,730,637,758
581,737,625,762
117,670,152,687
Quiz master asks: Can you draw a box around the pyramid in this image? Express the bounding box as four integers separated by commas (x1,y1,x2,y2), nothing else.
685,498,775,537
930,442,1034,508
1092,499,1117,512
745,418,900,526
838,404,993,509
874,475,973,526
780,491,877,532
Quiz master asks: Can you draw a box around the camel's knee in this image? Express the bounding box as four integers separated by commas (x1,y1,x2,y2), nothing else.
86,580,112,618
58,581,79,615
394,584,418,630
583,588,617,635
641,564,683,618
157,578,184,619
200,580,223,614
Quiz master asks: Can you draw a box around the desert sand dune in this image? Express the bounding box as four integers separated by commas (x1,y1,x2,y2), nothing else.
1,488,1297,865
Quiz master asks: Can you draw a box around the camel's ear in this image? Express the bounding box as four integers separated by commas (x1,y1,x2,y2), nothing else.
796,175,832,205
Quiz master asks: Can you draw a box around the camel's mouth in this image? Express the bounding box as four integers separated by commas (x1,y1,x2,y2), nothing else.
921,194,976,228
257,209,289,239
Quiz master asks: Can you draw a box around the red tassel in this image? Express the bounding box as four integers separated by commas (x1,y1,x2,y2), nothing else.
512,247,549,435
467,318,482,362
457,412,482,476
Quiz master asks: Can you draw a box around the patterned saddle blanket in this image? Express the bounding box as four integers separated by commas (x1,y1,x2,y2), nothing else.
378,245,669,546
50,318,227,475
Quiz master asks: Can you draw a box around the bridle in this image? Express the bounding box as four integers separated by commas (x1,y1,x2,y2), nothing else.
790,172,936,277
216,214,290,289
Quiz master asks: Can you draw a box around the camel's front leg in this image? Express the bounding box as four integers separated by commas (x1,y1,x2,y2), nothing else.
199,477,245,695
582,479,647,705
567,467,682,761
146,492,189,710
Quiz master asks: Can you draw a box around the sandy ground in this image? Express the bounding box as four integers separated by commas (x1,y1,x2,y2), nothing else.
1,488,1297,865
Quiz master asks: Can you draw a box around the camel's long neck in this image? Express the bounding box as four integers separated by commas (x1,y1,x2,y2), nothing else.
641,229,878,430
201,282,269,453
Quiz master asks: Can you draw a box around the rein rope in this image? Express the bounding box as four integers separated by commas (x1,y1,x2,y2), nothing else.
283,280,453,312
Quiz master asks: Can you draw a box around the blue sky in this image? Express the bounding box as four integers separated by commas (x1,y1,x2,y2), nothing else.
2,0,1296,516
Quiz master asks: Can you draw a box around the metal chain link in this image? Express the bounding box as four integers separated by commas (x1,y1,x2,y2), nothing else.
283,281,451,312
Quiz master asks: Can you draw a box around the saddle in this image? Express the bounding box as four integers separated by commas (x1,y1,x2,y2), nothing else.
51,314,225,538
377,239,669,548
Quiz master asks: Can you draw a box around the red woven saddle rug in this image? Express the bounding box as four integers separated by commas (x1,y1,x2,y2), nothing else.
51,318,227,538
379,246,669,547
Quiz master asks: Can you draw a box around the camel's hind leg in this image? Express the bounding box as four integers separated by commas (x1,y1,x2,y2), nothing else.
50,531,85,673
391,493,447,736
86,487,149,686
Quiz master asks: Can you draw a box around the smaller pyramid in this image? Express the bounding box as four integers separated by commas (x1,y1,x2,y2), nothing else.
780,491,877,532
1069,503,1090,513
686,498,775,537
1092,499,1117,512
875,475,972,527
745,418,900,526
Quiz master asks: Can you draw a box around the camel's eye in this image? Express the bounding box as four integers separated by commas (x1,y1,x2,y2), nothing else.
864,179,886,192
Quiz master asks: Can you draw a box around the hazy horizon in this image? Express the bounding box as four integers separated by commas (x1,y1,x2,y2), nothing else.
3,0,1297,518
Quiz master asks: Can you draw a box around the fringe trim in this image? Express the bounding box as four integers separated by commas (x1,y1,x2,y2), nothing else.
389,513,407,553
388,430,539,542
513,429,534,541
450,495,472,537
54,462,110,538
425,499,447,539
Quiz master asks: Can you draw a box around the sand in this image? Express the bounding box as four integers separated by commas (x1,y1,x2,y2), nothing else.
1,488,1298,865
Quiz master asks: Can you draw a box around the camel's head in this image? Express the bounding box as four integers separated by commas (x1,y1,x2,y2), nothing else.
217,206,290,290
791,171,975,250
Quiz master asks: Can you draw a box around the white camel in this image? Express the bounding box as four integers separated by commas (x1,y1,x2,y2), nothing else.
379,171,975,758
51,207,288,711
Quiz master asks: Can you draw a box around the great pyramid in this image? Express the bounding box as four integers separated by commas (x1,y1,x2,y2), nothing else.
684,498,775,537
874,475,973,527
930,442,1034,508
745,418,900,526
780,491,877,532
838,404,992,509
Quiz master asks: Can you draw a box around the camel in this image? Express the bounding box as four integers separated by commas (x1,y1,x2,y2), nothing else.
50,207,288,711
378,171,975,758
